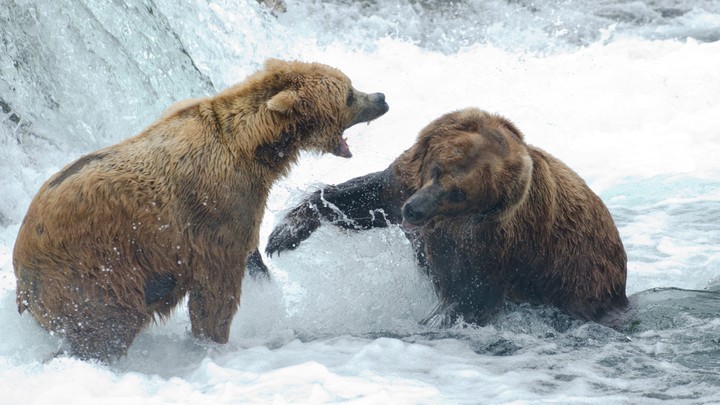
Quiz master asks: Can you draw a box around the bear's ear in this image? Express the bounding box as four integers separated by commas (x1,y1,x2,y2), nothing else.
500,118,525,142
267,89,299,114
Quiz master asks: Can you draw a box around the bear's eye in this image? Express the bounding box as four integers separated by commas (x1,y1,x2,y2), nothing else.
346,90,354,106
447,188,466,203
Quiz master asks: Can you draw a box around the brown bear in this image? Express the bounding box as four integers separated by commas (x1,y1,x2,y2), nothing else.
13,59,389,361
264,107,628,327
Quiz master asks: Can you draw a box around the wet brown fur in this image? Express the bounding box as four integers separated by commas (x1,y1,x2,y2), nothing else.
395,109,628,323
13,59,386,361
266,108,627,326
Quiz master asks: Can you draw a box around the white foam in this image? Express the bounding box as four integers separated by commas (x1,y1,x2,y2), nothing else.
2,1,720,403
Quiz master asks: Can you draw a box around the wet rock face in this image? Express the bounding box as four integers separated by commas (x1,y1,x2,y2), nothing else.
257,0,287,14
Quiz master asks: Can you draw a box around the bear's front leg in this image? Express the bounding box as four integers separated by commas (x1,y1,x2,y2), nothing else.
266,167,405,255
188,281,242,344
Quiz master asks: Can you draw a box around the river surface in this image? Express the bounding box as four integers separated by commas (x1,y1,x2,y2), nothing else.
1,1,720,403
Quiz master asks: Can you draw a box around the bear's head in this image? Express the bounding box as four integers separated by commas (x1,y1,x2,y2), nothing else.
398,108,533,228
263,59,388,158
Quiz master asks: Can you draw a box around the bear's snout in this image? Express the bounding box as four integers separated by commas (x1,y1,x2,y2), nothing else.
370,93,389,115
403,186,442,226
364,92,388,118
369,92,386,105
347,91,389,128
402,202,425,225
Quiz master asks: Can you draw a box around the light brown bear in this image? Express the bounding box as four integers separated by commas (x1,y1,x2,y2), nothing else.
264,108,628,327
13,59,389,361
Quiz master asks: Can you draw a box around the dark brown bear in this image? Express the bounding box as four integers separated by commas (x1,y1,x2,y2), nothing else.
264,108,628,327
13,59,388,361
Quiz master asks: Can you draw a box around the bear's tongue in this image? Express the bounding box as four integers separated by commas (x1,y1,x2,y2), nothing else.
332,136,352,158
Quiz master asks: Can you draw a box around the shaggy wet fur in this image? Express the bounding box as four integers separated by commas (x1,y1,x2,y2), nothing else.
264,108,628,327
13,59,388,361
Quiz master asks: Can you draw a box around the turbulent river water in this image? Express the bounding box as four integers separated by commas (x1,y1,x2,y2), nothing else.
1,1,720,403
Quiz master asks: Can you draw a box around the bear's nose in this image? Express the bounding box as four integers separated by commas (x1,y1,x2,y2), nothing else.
403,203,422,224
369,92,385,104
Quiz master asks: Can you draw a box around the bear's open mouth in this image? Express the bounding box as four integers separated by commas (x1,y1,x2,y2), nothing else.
332,136,352,158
